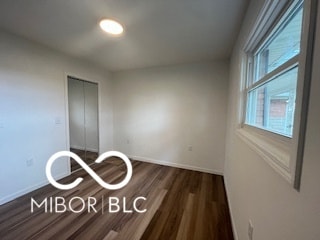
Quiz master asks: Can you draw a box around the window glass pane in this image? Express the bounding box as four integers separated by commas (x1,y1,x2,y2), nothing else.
254,7,303,81
246,67,298,136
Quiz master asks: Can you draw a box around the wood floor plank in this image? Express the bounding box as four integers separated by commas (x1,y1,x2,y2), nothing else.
0,160,234,240
193,173,209,239
103,230,118,240
115,189,167,240
175,193,194,240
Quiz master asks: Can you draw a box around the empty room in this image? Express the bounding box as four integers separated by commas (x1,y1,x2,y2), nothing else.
0,0,319,239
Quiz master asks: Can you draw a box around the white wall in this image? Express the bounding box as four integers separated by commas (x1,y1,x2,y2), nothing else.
0,31,113,204
225,1,320,239
112,61,229,174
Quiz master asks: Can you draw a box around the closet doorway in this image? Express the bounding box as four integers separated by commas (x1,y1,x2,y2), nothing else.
68,76,99,172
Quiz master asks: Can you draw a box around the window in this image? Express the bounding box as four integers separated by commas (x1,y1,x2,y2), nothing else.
245,3,303,137
239,0,317,189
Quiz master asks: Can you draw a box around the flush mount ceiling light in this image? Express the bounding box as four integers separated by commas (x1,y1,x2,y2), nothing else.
99,19,124,35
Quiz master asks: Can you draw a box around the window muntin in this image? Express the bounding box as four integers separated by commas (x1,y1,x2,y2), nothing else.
246,66,298,136
254,7,303,81
245,2,303,137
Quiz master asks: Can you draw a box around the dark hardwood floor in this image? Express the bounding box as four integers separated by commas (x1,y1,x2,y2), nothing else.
0,158,234,240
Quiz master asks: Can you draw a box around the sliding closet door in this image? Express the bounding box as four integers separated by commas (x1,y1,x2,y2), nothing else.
83,81,98,153
68,77,99,172
68,78,85,152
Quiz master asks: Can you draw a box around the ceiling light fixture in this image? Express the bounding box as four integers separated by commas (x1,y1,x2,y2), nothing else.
99,19,124,35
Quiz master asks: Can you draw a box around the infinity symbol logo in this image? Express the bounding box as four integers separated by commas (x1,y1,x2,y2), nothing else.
46,151,132,190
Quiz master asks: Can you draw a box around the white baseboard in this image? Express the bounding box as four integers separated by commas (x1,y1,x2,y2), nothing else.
128,155,223,176
223,175,238,240
0,172,69,206
70,145,85,151
85,147,98,152
70,145,98,153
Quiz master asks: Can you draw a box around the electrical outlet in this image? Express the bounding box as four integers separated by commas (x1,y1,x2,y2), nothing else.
248,220,253,240
188,146,193,151
26,158,34,167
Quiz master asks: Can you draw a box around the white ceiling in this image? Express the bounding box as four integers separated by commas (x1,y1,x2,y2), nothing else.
0,0,249,72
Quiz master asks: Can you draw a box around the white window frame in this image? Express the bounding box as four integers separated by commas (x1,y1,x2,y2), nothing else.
237,0,317,190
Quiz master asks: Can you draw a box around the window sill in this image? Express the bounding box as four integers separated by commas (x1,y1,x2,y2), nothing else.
236,127,293,184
